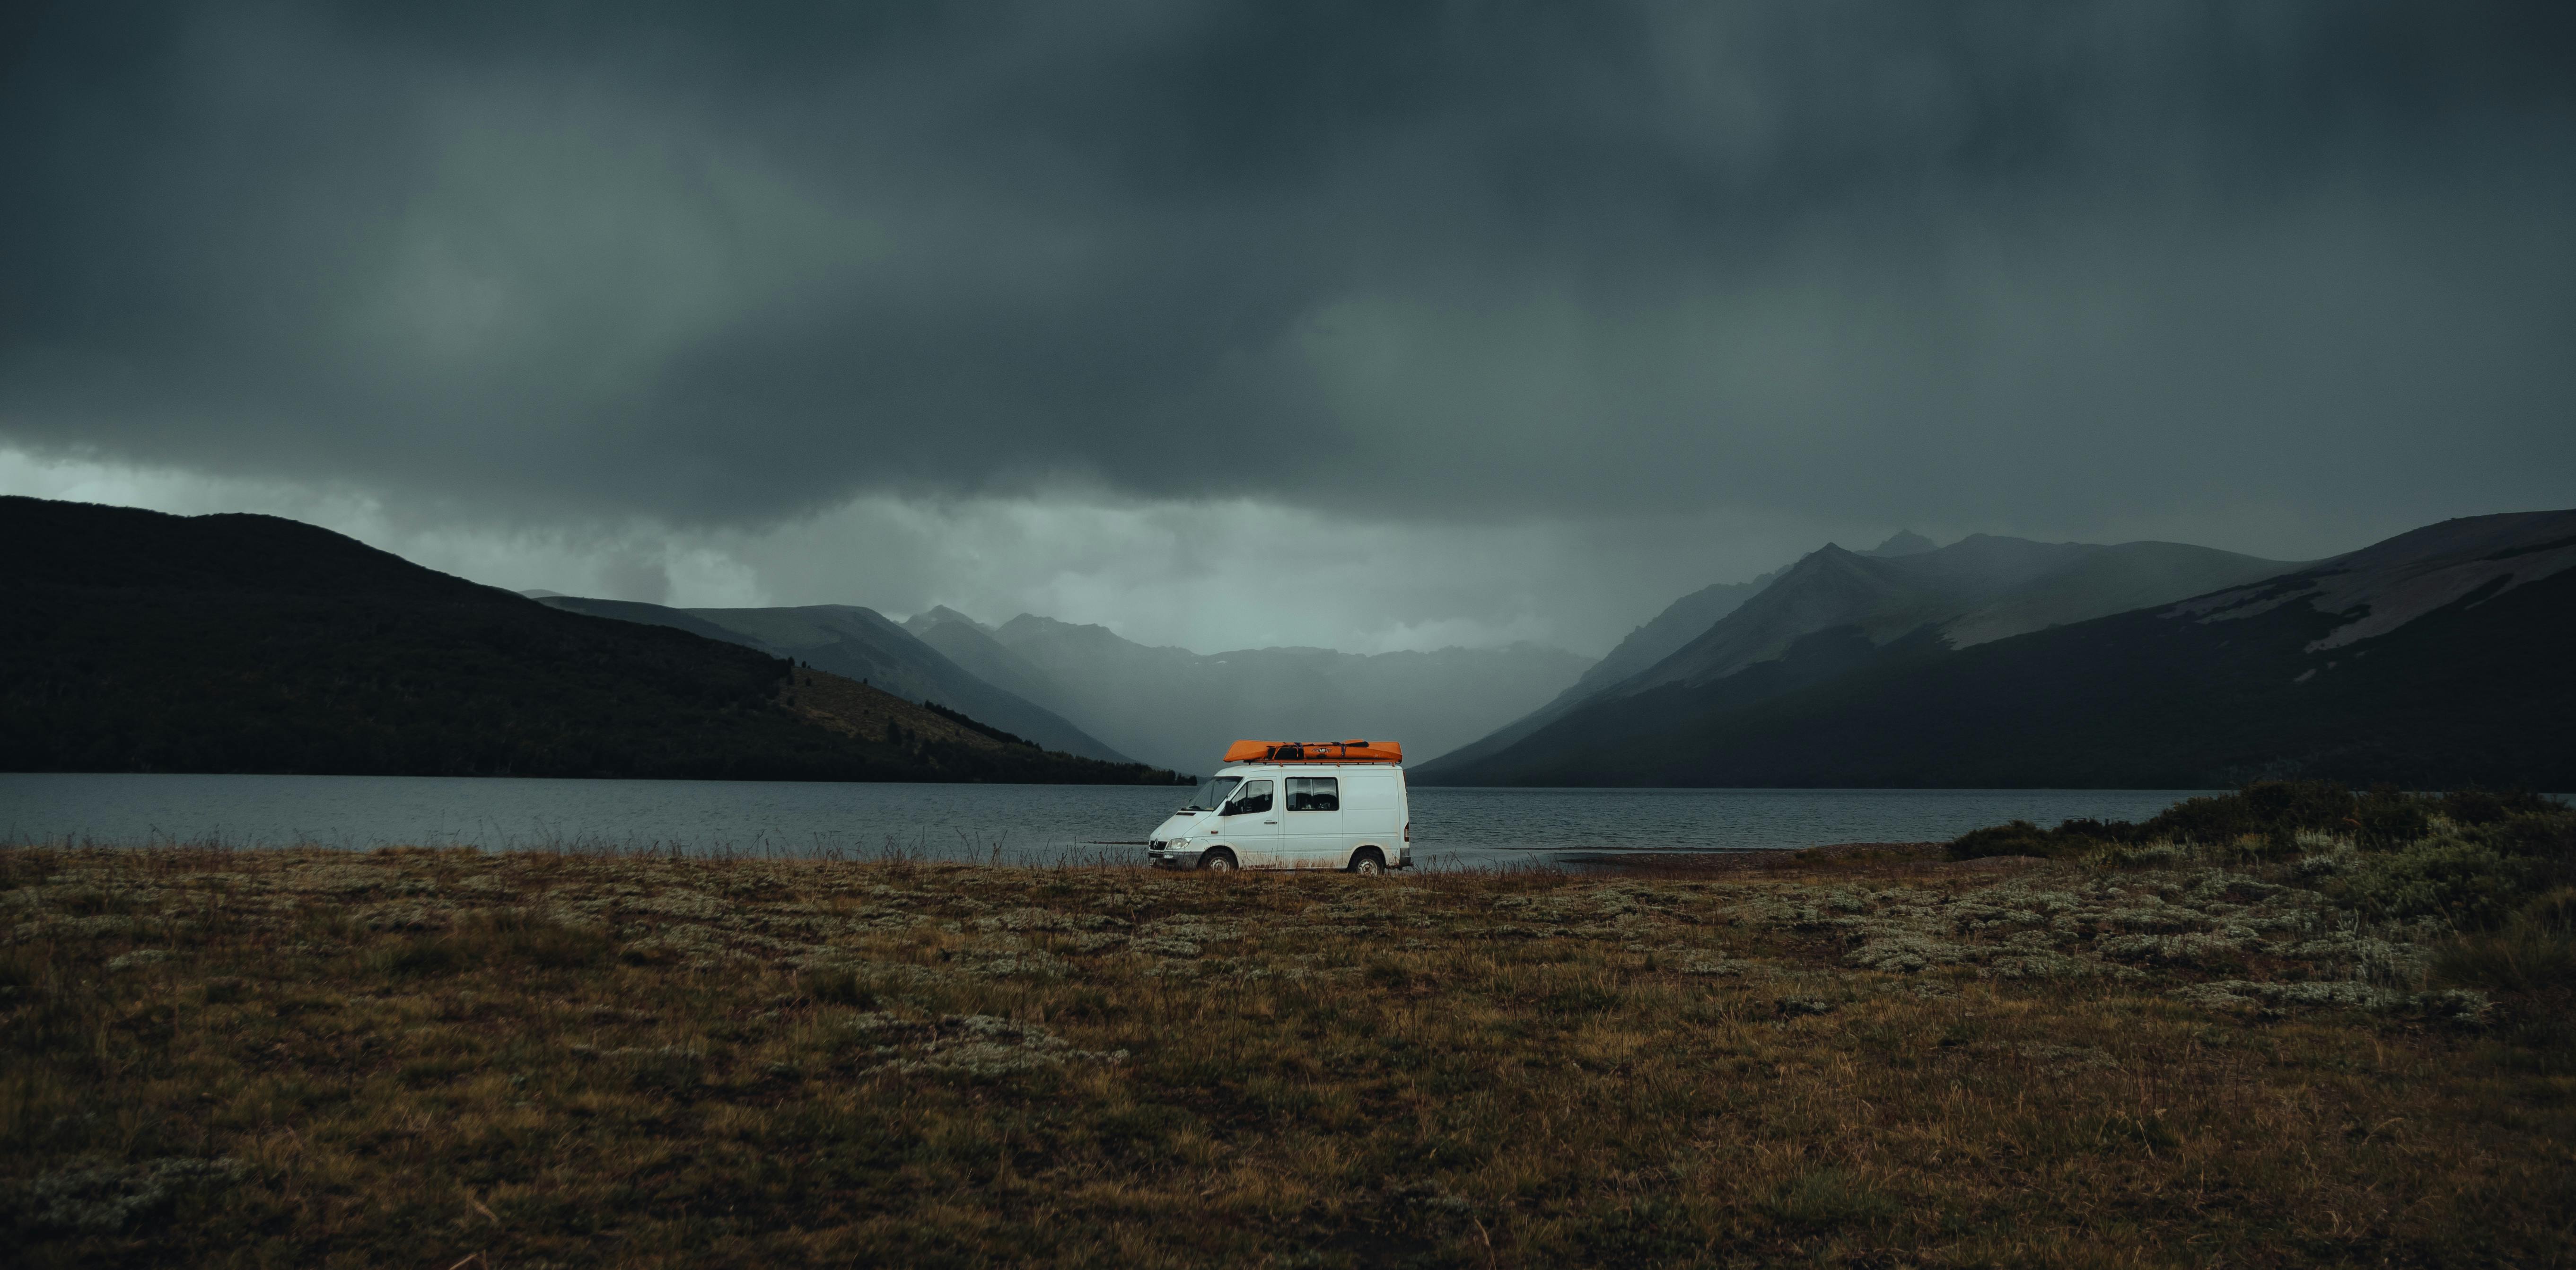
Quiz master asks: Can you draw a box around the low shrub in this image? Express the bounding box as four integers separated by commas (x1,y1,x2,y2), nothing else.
802,967,880,1008
2524,887,2576,932
1948,785,2573,877
1949,821,2095,861
2135,782,2371,850
365,936,461,981
2466,809,2576,862
2434,926,2576,996
2342,840,2533,930
1363,957,1414,990
2140,781,2536,852
2437,789,2566,828
2433,890,2576,995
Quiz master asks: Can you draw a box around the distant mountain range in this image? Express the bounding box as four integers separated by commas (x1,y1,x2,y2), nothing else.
0,497,1181,784
530,597,1131,764
1418,512,2576,788
15,491,2564,790
902,610,1595,773
523,596,1595,776
1598,535,2301,693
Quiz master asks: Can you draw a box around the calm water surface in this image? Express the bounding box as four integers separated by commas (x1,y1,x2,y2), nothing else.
0,773,2222,869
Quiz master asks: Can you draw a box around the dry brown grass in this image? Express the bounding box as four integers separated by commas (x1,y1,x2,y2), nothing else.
3,843,2571,1267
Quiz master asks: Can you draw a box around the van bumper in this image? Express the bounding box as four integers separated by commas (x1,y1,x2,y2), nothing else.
1146,842,1200,870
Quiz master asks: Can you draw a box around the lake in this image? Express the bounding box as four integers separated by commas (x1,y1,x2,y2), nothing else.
0,773,2224,869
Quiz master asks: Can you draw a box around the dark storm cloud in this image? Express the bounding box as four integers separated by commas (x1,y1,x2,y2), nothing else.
3,1,2572,533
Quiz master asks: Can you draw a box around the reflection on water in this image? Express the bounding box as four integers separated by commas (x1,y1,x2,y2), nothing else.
0,772,2227,869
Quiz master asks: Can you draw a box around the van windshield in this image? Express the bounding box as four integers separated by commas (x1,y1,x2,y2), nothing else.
1179,776,1241,812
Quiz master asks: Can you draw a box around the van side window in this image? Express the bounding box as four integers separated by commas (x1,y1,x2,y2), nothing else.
1226,780,1274,815
1286,777,1339,812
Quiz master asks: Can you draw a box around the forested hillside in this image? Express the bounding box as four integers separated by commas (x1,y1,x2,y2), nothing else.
0,498,1181,784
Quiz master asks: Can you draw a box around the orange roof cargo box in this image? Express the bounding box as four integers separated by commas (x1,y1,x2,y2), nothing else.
1222,739,1404,765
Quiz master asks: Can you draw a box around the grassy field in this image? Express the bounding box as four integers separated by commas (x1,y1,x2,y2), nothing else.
4,825,2573,1267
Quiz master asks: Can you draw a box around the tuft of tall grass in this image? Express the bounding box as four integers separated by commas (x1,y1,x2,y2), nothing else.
464,909,613,969
801,967,881,1008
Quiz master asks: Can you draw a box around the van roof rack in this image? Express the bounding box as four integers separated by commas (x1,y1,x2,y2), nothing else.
1221,739,1403,764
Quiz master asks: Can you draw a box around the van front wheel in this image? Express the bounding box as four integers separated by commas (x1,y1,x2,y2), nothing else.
1198,849,1238,873
1349,848,1385,876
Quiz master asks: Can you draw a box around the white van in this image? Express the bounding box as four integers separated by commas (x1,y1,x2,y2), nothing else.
1145,740,1411,874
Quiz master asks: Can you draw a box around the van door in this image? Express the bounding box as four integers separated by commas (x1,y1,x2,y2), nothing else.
1282,774,1344,867
1214,777,1284,867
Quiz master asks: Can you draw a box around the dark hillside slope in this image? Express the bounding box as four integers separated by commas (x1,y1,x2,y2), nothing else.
542,598,1133,764
1938,541,2301,648
1441,512,2576,789
1418,533,2296,782
1614,535,2294,698
1417,531,1941,776
1424,575,1775,775
0,497,1175,783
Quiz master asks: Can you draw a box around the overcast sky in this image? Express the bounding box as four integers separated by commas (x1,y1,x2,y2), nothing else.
5,1,2572,656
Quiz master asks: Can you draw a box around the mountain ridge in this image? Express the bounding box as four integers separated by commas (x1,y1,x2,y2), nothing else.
899,608,1090,731
1418,532,2297,782
1419,510,2576,788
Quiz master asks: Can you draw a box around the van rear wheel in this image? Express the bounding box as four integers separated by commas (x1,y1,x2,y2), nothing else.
1350,848,1384,876
1198,848,1238,872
